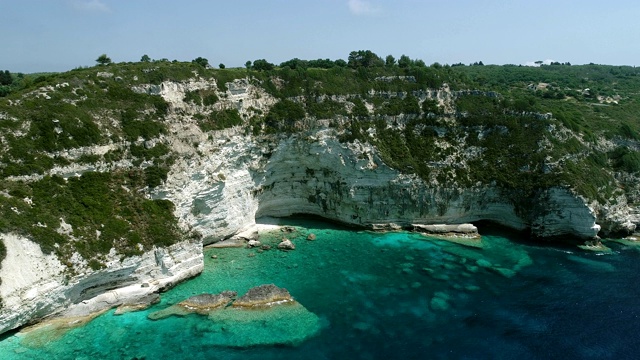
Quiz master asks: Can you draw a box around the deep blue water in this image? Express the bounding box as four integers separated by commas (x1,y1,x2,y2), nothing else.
1,218,640,359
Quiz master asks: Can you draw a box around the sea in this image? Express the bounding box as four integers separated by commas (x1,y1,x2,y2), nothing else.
1,217,639,360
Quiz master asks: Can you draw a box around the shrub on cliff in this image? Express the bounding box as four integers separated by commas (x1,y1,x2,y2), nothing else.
0,171,181,265
197,109,243,131
264,99,306,133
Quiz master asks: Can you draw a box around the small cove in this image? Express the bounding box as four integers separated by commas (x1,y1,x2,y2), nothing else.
1,217,640,359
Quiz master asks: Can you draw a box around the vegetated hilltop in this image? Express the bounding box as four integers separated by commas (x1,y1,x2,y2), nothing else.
0,51,639,271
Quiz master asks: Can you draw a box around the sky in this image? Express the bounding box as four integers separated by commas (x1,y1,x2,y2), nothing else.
1,0,639,73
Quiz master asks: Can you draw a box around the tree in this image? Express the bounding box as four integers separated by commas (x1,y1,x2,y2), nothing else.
0,70,12,86
96,54,112,65
385,55,396,67
347,50,384,69
398,55,411,68
280,58,307,70
334,59,347,68
192,57,209,68
218,63,225,69
252,59,275,71
245,61,252,69
140,54,151,62
307,58,334,69
414,59,426,68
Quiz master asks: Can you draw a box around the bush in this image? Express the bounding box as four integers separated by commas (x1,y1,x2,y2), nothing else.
144,165,169,187
264,99,306,132
121,110,166,141
306,98,347,119
0,171,181,263
197,109,243,131
609,147,640,173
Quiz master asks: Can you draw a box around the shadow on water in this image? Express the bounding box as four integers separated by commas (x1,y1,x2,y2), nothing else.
0,328,18,343
474,219,596,251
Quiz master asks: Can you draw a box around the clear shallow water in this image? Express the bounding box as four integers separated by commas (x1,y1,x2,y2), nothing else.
2,218,640,359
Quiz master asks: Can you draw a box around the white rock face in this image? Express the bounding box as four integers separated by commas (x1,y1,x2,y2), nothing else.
0,233,66,331
531,187,600,238
0,234,202,334
159,127,600,243
143,77,595,240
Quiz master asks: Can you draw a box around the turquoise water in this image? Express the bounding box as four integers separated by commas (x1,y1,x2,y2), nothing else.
1,218,640,359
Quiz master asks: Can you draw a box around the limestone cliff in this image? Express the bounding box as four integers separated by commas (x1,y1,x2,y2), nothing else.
1,62,638,336
0,234,202,335
155,78,603,243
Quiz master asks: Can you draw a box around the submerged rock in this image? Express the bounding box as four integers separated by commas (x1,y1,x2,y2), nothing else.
146,284,320,347
114,293,161,315
233,284,293,308
18,309,110,348
307,233,317,241
430,297,450,312
206,302,322,347
577,239,612,253
490,267,516,278
475,259,492,268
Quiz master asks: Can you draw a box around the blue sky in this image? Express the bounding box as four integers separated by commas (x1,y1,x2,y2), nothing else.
1,0,639,73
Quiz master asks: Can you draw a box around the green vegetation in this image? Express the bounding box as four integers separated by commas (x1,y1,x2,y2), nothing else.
96,54,112,66
306,98,348,119
0,171,181,269
197,109,243,131
264,99,306,133
183,89,218,106
192,57,209,68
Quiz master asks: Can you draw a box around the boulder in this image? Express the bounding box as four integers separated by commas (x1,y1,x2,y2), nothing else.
178,291,237,313
306,233,316,241
278,238,295,250
232,284,293,308
247,239,261,248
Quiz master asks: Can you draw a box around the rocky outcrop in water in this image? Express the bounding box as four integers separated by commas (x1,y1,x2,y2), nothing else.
148,284,294,319
277,239,296,251
233,284,294,307
146,284,318,347
148,290,237,319
413,224,479,237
